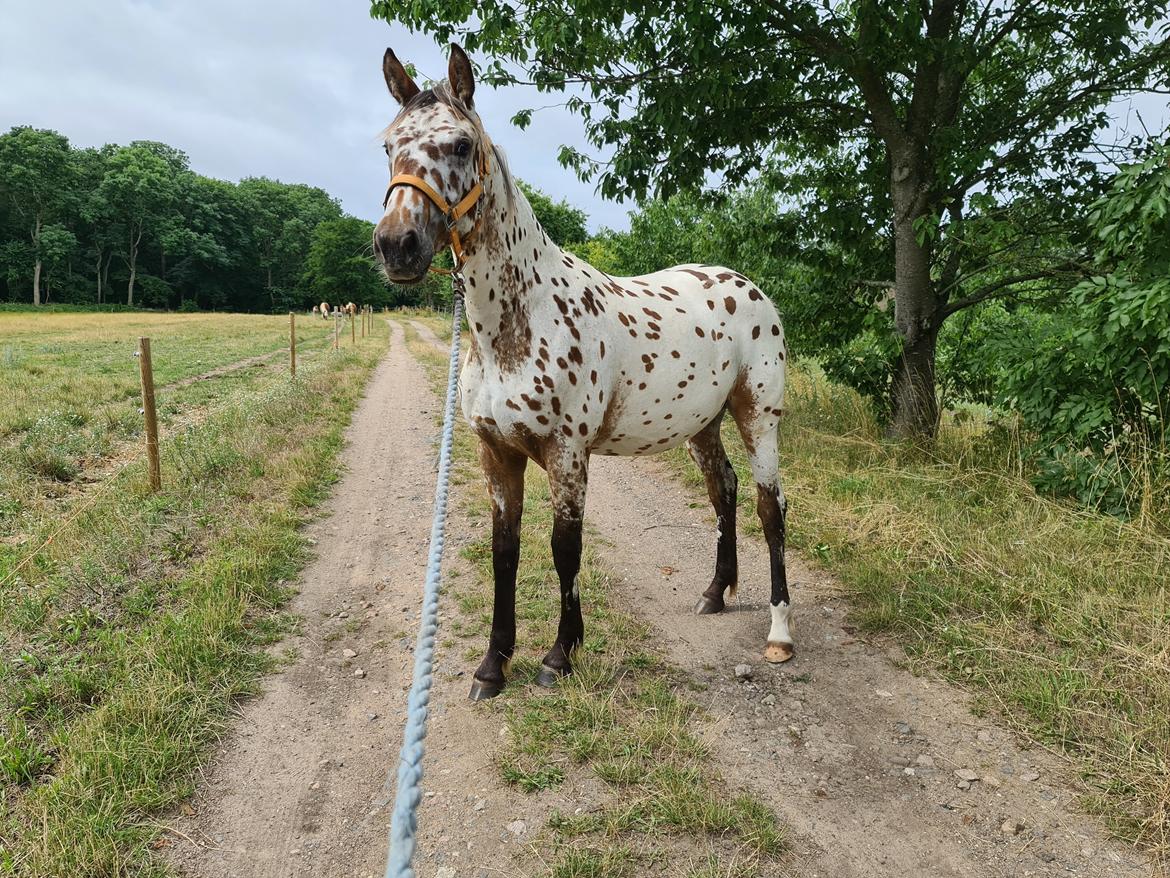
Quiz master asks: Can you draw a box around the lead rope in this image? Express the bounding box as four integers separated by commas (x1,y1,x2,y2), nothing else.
384,276,465,878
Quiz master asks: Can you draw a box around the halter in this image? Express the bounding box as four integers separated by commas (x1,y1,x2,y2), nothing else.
383,136,491,276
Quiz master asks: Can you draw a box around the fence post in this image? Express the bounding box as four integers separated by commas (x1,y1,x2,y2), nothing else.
138,337,161,492
334,314,339,350
289,312,297,377
351,312,356,345
361,305,366,338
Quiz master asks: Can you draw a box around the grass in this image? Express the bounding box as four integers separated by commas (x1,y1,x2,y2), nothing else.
402,318,785,878
0,310,342,549
656,361,1170,866
0,310,386,876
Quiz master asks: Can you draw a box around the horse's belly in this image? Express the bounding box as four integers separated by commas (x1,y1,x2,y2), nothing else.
592,366,734,456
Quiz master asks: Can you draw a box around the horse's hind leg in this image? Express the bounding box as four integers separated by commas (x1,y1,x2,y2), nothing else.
537,447,589,687
731,404,794,663
469,438,527,701
687,412,739,615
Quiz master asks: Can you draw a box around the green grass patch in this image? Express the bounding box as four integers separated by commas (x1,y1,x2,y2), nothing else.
0,313,386,876
402,316,785,877
659,360,1170,865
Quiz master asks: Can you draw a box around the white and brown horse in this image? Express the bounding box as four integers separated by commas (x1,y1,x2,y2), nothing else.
375,45,792,700
318,301,331,320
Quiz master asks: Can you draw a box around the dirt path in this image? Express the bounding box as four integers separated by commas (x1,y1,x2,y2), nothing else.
169,326,1151,878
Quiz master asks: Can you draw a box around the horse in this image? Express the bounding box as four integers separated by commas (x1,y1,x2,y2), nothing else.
345,302,357,316
319,301,331,320
374,44,792,701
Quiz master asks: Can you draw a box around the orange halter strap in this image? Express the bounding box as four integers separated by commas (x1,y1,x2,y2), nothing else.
383,137,491,275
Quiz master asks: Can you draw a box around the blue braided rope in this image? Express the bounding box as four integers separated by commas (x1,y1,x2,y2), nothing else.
385,290,464,878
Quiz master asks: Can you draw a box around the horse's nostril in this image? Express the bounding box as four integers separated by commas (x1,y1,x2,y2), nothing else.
374,231,393,259
400,230,418,255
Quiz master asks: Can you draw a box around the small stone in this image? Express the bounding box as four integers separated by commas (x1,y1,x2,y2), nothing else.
915,754,936,768
982,775,1001,788
506,820,526,836
954,768,980,782
761,694,776,706
353,668,366,678
1020,769,1040,782
318,758,331,769
342,648,358,658
890,756,911,767
473,798,486,812
1001,819,1025,835
368,712,379,721
874,688,894,698
894,722,913,735
957,780,971,791
903,767,916,776
734,664,754,681
436,869,457,878
976,729,993,743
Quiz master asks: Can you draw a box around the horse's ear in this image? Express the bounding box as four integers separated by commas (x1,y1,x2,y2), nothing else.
448,43,475,107
383,48,420,106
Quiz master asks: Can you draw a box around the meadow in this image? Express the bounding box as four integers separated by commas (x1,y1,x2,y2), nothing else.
0,309,385,876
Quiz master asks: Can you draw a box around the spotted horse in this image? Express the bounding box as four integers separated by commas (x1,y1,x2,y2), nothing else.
374,44,793,701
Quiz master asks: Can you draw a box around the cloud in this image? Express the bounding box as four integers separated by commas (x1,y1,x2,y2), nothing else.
0,0,633,231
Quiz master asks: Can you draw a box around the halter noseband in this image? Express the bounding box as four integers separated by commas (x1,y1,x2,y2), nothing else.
382,136,491,276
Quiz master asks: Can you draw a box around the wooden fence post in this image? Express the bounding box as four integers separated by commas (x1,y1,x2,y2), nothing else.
334,314,339,350
137,337,161,492
361,306,366,338
289,312,297,377
351,312,356,345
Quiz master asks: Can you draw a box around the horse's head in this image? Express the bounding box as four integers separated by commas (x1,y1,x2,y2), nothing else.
374,44,490,284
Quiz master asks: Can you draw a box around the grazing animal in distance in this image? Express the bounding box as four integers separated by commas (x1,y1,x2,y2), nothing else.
373,44,792,701
318,301,331,319
345,302,357,316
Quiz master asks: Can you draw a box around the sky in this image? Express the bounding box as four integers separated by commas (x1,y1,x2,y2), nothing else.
0,2,1164,237
0,0,631,232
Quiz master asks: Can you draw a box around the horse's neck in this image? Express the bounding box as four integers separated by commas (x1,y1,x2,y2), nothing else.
460,173,563,346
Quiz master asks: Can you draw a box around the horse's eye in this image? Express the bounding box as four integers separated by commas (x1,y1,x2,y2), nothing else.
383,143,390,156
456,138,472,158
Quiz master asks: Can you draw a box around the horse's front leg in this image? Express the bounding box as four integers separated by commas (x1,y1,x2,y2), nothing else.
536,448,588,688
469,438,527,701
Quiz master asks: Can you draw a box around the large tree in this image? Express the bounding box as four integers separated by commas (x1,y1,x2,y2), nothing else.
0,127,74,306
96,143,181,306
373,0,1170,436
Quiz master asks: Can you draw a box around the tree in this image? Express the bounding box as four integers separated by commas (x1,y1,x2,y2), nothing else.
238,178,342,309
303,217,388,306
96,144,180,305
0,127,73,305
374,1,1170,437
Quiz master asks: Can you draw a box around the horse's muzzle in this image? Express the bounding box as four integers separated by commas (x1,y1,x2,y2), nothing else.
374,226,432,284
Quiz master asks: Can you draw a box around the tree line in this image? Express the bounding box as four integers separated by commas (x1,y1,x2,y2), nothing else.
0,127,394,312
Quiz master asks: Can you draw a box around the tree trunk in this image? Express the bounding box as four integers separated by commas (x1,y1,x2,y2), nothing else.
888,155,941,439
127,226,141,307
31,215,42,306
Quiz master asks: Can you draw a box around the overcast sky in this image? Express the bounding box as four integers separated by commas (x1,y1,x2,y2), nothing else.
1,1,1165,236
0,0,631,231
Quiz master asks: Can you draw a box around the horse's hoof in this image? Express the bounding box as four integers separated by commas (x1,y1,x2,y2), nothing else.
468,678,505,701
693,595,725,615
763,641,794,663
536,665,566,688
